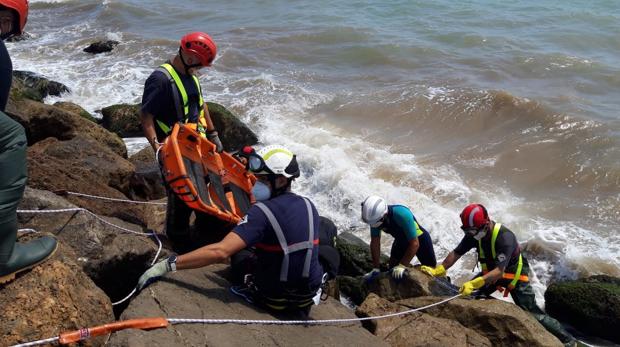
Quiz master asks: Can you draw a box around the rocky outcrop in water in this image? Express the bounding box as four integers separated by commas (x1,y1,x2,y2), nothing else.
206,101,259,152
545,275,620,343
11,70,70,102
83,40,119,54
101,103,143,138
336,231,389,277
99,101,259,152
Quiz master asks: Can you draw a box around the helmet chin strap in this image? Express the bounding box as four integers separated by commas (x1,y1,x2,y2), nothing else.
179,47,202,74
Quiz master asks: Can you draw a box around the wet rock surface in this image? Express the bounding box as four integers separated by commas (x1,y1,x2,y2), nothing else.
397,296,562,347
0,241,114,346
357,293,491,347
127,146,166,201
18,188,169,317
107,264,388,347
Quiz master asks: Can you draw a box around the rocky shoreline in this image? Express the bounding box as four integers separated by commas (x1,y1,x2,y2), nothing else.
1,71,618,346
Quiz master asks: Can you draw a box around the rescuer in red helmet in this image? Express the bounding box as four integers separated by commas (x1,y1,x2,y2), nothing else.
420,203,577,345
140,32,222,253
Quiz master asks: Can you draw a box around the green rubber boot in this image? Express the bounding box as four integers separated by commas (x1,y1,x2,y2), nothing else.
0,219,58,284
0,111,58,284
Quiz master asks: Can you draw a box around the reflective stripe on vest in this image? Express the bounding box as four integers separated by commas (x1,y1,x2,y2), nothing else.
156,63,207,136
254,198,315,282
477,223,526,289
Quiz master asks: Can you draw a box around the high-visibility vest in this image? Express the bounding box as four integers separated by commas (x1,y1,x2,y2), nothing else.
478,223,529,296
155,63,208,137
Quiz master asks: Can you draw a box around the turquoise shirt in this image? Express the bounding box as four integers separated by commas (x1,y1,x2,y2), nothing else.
370,205,423,241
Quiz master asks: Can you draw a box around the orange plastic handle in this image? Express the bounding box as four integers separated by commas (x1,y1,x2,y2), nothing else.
58,317,169,344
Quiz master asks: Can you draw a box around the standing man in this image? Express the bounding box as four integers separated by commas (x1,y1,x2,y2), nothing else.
137,146,324,316
361,196,436,281
0,0,58,284
140,32,223,252
420,203,577,345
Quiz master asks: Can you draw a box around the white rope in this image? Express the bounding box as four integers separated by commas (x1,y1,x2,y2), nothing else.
9,336,59,347
17,228,39,233
9,294,461,347
168,294,462,325
155,145,163,165
64,191,166,205
17,207,83,214
112,288,138,306
16,207,163,306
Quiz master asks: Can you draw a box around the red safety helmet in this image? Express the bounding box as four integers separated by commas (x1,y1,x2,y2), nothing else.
460,203,489,229
179,32,217,67
0,0,28,36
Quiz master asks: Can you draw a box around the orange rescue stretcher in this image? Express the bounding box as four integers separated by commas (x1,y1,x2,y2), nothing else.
159,123,256,224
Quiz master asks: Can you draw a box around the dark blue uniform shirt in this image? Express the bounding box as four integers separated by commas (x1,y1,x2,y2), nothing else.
233,192,323,295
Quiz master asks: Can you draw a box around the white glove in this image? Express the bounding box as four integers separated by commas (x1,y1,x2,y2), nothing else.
207,131,223,152
137,259,172,291
391,264,407,280
363,268,381,282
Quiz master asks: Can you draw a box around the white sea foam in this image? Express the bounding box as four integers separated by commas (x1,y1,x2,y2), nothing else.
124,137,149,156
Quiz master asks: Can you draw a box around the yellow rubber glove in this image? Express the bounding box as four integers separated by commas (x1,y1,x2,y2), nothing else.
459,276,485,296
420,264,446,277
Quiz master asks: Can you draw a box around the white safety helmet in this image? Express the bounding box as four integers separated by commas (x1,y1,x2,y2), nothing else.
361,195,388,227
250,145,300,179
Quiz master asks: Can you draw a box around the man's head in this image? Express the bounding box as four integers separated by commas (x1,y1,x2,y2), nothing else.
178,31,217,74
460,203,490,240
246,145,300,201
0,0,28,40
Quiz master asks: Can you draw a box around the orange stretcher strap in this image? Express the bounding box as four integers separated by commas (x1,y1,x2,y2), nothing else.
59,317,169,344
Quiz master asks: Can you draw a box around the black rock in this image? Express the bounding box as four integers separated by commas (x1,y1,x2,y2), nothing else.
84,40,120,54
